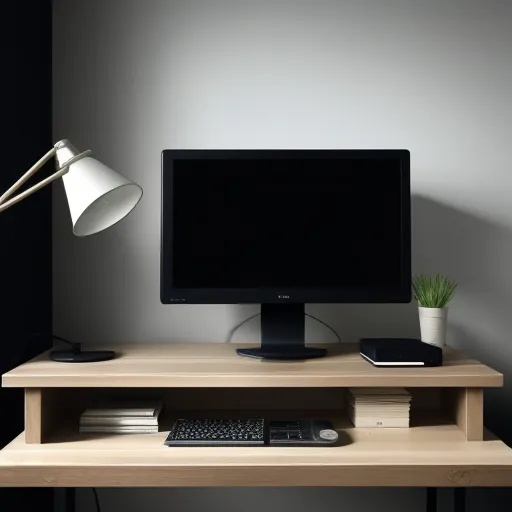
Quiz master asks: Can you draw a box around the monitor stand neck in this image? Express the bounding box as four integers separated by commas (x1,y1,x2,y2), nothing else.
236,303,327,360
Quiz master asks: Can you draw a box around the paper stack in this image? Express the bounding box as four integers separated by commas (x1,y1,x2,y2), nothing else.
79,402,163,434
347,388,411,428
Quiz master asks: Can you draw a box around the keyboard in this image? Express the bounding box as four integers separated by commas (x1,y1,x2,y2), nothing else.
164,418,338,447
268,419,338,446
165,418,265,446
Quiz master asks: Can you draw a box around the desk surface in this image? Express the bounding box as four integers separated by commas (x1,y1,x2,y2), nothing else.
1,419,512,487
1,343,511,488
1,343,503,388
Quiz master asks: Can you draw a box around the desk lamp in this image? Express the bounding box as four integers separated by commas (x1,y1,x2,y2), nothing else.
0,139,142,362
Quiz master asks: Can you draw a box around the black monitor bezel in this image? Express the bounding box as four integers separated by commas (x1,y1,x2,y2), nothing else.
161,149,411,304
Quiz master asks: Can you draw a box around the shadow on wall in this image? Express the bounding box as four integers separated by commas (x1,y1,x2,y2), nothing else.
413,194,512,444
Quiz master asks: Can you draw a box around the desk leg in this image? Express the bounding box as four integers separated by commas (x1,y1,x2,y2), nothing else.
426,487,437,512
454,488,466,512
65,488,76,512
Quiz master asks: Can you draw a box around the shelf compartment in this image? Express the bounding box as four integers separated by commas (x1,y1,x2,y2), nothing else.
23,386,482,444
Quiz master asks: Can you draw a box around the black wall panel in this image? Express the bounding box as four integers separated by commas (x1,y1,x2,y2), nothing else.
1,1,53,510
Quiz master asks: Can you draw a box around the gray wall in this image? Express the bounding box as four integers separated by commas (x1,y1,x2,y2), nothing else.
53,1,512,511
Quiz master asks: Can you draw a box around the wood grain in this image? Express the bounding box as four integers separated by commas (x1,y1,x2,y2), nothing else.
24,389,42,444
453,388,484,441
2,343,503,388
3,344,507,487
24,388,84,444
1,423,512,487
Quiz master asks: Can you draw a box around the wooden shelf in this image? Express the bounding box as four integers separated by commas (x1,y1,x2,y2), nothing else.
1,420,512,487
1,343,503,388
1,342,510,488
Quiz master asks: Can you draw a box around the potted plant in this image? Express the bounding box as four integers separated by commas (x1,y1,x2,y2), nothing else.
412,274,457,348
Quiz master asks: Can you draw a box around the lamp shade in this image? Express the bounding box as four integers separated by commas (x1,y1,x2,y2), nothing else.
55,140,142,236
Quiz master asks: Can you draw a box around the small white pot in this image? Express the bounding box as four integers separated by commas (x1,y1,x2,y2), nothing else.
418,307,448,348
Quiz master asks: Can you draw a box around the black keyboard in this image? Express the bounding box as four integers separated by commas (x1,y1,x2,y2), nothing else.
165,419,265,446
164,419,339,447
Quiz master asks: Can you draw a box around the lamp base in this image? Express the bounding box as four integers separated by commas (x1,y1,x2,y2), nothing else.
49,349,115,363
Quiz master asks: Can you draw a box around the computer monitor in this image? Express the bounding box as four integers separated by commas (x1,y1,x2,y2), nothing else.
161,149,411,360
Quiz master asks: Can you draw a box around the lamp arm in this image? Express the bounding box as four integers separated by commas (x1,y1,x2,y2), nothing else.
0,147,71,213
0,147,57,204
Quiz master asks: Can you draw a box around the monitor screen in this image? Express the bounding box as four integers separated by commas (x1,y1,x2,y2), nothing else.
161,150,411,304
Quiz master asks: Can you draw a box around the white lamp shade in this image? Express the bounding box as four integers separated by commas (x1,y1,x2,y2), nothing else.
61,156,143,236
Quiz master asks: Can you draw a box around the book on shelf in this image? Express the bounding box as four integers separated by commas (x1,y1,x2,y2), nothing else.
347,388,411,428
79,425,158,434
346,416,410,428
81,402,163,418
79,401,163,434
80,416,159,426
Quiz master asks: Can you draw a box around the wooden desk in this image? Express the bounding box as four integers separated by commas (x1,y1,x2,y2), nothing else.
1,343,511,490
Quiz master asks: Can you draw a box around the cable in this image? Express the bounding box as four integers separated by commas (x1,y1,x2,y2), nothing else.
305,313,342,343
226,312,342,343
226,313,260,343
8,332,76,370
51,334,74,346
34,333,83,354
92,488,101,512
23,332,76,347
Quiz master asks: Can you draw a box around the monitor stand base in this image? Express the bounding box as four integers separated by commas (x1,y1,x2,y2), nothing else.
236,303,328,361
236,346,327,361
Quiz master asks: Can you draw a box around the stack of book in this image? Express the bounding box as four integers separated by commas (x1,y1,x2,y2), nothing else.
347,388,411,428
79,402,163,434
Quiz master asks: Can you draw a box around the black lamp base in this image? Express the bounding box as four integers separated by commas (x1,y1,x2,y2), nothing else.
49,349,116,363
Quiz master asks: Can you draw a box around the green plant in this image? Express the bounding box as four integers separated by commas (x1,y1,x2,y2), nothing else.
412,274,457,308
